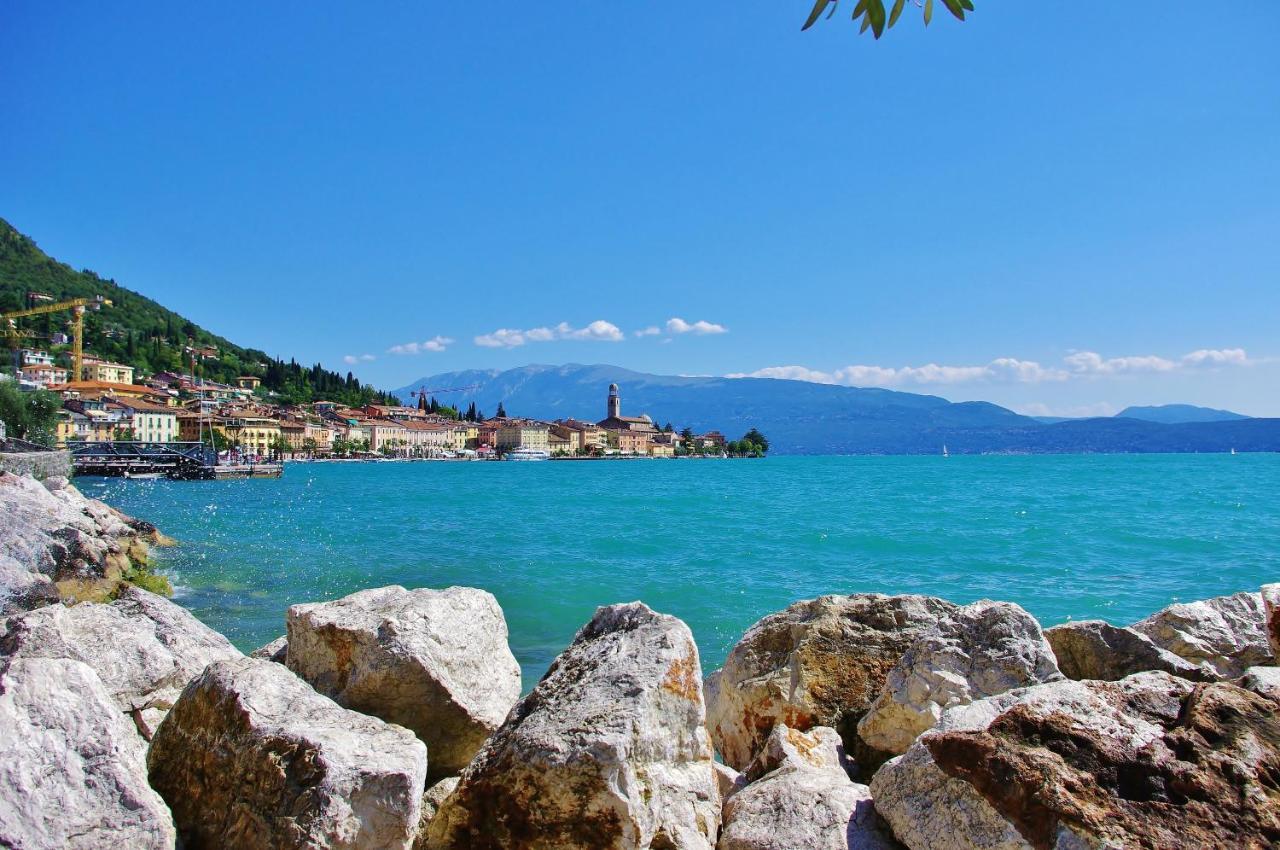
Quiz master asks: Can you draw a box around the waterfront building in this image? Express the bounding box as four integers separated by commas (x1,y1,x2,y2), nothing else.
554,419,607,453
475,422,499,449
496,419,551,453
221,416,282,458
303,418,336,452
548,427,574,456
278,418,306,453
607,428,652,456
698,431,728,449
365,419,408,454
108,398,179,442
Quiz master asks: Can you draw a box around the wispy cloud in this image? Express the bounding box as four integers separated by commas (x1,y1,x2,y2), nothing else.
474,320,624,348
634,326,662,337
730,348,1253,388
666,317,728,335
388,336,454,355
342,353,376,365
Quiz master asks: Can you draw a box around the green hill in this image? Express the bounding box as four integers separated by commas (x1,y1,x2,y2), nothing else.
0,218,396,407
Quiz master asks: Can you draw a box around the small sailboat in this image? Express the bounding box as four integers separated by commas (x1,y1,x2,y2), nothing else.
1231,448,1237,455
942,444,950,458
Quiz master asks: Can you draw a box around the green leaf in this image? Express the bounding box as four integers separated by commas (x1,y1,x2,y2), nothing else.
888,0,906,28
802,0,831,31
867,0,886,37
859,14,871,33
959,0,975,9
852,0,868,17
924,0,933,25
941,0,966,20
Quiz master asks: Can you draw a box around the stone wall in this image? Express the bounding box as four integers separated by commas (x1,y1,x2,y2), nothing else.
0,448,73,480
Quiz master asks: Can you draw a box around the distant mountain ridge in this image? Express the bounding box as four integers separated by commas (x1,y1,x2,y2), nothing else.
1115,404,1250,424
395,364,1280,455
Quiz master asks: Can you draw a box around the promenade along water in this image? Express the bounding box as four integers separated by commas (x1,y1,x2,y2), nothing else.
79,453,1280,687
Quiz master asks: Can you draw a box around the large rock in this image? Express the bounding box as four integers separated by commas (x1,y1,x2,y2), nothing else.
707,594,958,771
287,585,521,778
1,584,242,739
857,601,1061,757
1262,582,1280,659
871,671,1280,849
1130,590,1274,678
424,602,721,850
148,656,427,850
413,777,462,848
1239,665,1280,704
250,633,288,664
718,725,898,850
0,657,176,849
1045,618,1209,682
0,471,161,613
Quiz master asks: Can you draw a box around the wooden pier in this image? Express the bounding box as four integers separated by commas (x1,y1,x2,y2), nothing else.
70,441,282,480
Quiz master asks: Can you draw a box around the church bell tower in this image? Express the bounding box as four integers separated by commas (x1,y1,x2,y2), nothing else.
607,383,621,419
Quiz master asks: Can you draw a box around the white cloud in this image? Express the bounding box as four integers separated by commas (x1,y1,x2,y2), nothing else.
634,326,662,337
731,348,1252,389
666,317,728,335
342,353,376,365
473,320,624,348
1181,347,1249,367
388,335,454,355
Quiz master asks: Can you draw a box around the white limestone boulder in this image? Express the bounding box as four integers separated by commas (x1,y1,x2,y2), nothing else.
856,600,1062,757
147,656,427,850
1262,582,1280,660
412,777,461,848
0,471,160,612
250,633,288,663
287,585,521,778
706,594,959,771
1044,618,1208,682
0,657,176,849
718,725,899,850
870,671,1280,849
1239,665,1280,703
424,602,722,850
1129,590,1274,678
0,584,242,740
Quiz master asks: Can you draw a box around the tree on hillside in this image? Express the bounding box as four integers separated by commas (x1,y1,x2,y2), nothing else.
802,0,973,37
496,401,507,418
742,428,770,453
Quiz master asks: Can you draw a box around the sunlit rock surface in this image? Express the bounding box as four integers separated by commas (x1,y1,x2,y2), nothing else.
287,584,521,778
148,657,427,850
425,602,721,850
0,656,176,850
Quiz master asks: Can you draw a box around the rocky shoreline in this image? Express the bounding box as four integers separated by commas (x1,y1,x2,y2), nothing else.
2,470,1278,849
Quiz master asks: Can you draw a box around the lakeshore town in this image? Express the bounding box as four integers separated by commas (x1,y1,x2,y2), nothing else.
4,347,764,462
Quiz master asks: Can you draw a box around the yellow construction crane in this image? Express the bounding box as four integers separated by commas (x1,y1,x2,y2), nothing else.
2,295,112,379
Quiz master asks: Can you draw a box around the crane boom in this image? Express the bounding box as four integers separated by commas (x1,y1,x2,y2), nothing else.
1,295,112,378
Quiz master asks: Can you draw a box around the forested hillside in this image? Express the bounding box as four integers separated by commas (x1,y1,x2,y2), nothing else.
0,218,396,406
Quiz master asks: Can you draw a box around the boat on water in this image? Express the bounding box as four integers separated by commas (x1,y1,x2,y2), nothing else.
506,447,550,462
942,444,950,458
123,471,165,480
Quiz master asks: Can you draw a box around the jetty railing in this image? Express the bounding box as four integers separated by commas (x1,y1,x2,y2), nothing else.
70,441,217,477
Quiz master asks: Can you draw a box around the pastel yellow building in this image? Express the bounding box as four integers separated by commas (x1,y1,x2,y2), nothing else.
82,359,135,385
497,420,550,453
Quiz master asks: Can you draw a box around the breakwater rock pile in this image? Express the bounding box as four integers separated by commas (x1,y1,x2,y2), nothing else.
2,475,1279,849
0,470,172,615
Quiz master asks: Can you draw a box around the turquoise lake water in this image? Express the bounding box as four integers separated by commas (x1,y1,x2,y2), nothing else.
79,454,1280,688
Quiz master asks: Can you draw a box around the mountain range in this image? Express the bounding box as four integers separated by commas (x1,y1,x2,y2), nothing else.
394,364,1277,455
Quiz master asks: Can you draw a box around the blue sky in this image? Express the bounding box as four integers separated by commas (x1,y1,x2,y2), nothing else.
3,3,1277,415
